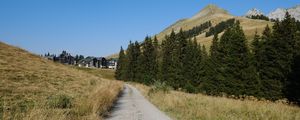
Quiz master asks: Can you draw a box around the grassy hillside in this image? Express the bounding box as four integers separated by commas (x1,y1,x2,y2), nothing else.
156,4,273,48
74,67,115,80
132,83,300,120
0,42,123,120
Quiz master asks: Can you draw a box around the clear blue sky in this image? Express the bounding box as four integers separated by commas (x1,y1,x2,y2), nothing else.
0,0,299,57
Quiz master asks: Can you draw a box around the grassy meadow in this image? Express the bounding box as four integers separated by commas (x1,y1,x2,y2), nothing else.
0,42,123,120
74,67,116,80
131,83,300,120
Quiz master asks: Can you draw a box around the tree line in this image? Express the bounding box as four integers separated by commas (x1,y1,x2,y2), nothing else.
183,21,212,38
116,12,300,104
43,51,85,65
247,14,270,21
205,18,235,37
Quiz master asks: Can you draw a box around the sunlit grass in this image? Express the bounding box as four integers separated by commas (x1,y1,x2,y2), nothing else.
74,67,115,80
0,42,123,120
132,83,300,120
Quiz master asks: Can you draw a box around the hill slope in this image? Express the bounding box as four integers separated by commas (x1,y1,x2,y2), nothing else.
0,42,123,120
156,4,273,48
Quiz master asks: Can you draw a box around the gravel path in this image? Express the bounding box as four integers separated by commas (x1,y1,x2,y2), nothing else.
105,84,172,120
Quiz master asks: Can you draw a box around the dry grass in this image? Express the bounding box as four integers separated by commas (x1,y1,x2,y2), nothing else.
131,83,300,120
0,42,123,120
74,67,115,80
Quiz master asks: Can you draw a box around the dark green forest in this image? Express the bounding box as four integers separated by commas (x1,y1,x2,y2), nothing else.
115,12,300,104
183,21,212,38
247,14,270,21
205,18,235,37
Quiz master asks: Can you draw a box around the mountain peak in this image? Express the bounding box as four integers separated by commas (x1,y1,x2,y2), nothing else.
268,5,300,21
245,8,264,17
190,4,229,20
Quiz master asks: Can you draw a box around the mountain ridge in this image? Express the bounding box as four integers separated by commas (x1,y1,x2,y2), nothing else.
245,8,264,17
243,5,300,21
155,4,272,48
108,4,273,58
268,5,300,21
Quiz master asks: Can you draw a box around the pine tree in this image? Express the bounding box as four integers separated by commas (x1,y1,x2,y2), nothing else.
217,21,257,96
161,30,178,88
161,34,172,84
115,46,127,80
286,31,300,104
210,33,219,58
183,38,202,93
133,41,141,81
259,13,296,100
126,41,135,81
153,36,160,81
259,12,297,100
174,29,187,89
139,36,156,84
201,33,224,95
250,31,264,97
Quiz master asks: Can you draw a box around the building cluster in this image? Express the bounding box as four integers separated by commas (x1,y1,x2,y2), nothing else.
43,51,118,69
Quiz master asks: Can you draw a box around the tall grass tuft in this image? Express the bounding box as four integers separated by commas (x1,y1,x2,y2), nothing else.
148,80,172,96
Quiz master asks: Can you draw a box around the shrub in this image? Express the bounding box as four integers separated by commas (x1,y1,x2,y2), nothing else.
148,80,172,96
184,82,197,93
47,94,72,109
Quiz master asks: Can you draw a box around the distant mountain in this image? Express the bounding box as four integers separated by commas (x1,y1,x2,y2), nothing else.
155,4,272,47
268,5,300,21
109,4,273,58
245,8,264,17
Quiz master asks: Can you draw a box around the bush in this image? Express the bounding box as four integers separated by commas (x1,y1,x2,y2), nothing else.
47,94,72,109
148,80,172,96
184,82,197,93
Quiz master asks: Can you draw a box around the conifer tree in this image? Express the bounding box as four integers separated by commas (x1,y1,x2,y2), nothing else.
133,41,141,81
286,31,300,104
217,21,258,96
174,29,187,89
210,33,219,58
200,33,223,95
259,12,297,100
183,38,202,93
126,41,134,81
161,30,177,87
139,36,156,84
153,36,160,81
115,46,127,80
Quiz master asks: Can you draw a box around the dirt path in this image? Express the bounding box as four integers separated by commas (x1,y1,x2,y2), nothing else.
105,84,172,120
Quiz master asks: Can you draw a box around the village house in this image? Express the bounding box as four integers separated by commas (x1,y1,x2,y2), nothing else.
107,58,118,69
43,51,115,69
78,57,108,68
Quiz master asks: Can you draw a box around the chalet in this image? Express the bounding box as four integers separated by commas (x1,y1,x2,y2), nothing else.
78,57,107,68
95,57,107,68
43,51,112,69
107,58,118,69
78,57,94,68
